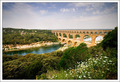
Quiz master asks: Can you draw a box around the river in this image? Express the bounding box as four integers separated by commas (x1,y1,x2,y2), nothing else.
3,44,62,56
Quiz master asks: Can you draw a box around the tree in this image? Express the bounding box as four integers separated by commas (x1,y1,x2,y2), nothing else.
58,43,88,69
101,27,117,50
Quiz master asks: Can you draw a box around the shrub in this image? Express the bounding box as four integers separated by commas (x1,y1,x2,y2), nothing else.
105,47,117,58
3,60,30,79
50,55,117,79
42,56,60,70
101,27,117,50
24,60,43,79
3,54,21,62
36,73,47,79
84,46,104,58
3,50,64,79
49,51,63,57
58,43,88,69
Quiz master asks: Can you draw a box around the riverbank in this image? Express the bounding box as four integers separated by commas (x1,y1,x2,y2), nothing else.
56,44,71,51
3,41,62,52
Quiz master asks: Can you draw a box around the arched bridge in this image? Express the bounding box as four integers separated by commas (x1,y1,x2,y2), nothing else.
52,29,112,47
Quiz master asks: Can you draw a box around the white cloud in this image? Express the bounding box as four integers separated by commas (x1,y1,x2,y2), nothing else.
60,8,76,13
3,12,117,29
103,6,116,14
60,8,70,12
92,5,117,15
3,3,117,29
72,8,76,12
69,2,93,7
86,7,94,11
48,4,56,8
69,2,104,8
40,10,48,15
93,10,100,15
91,3,105,9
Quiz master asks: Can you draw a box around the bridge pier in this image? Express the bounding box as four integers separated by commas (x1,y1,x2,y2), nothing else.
61,33,64,43
79,35,84,44
66,33,69,45
91,35,97,46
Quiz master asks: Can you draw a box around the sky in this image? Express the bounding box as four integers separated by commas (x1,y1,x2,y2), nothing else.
2,2,118,29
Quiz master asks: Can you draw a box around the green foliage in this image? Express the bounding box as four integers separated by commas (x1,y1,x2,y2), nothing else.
58,43,88,69
3,28,58,45
84,35,90,39
24,60,43,79
101,27,117,50
3,59,31,79
49,27,118,80
3,51,63,79
69,34,73,38
75,34,80,38
50,55,117,79
3,54,22,62
85,46,104,58
37,73,47,79
105,47,117,58
49,51,63,57
63,34,67,37
3,27,118,80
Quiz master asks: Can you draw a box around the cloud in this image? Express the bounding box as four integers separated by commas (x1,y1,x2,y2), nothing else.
48,4,56,8
69,2,104,8
2,2,118,29
93,10,100,15
69,2,94,7
92,4,117,15
86,7,94,11
3,3,37,17
102,5,117,14
60,8,76,13
39,10,48,15
60,8,70,12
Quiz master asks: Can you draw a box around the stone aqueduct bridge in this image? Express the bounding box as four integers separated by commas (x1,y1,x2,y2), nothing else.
52,30,112,47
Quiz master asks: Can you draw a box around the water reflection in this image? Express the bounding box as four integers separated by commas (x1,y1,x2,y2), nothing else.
3,44,62,56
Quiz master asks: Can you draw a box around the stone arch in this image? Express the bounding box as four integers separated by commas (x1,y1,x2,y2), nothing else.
73,41,79,46
95,35,104,44
91,32,93,34
99,32,102,34
69,34,73,38
75,34,80,40
63,33,67,38
61,39,66,43
59,33,61,36
58,38,61,41
83,32,85,34
67,40,72,45
95,32,98,34
104,32,108,35
84,35,92,43
87,32,89,34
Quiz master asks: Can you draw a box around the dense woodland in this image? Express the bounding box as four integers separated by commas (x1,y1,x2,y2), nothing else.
3,27,117,79
3,28,58,45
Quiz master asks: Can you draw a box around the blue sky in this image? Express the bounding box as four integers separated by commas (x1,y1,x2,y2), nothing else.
2,2,118,29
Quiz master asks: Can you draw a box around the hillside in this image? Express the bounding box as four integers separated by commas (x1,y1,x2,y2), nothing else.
3,28,58,45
